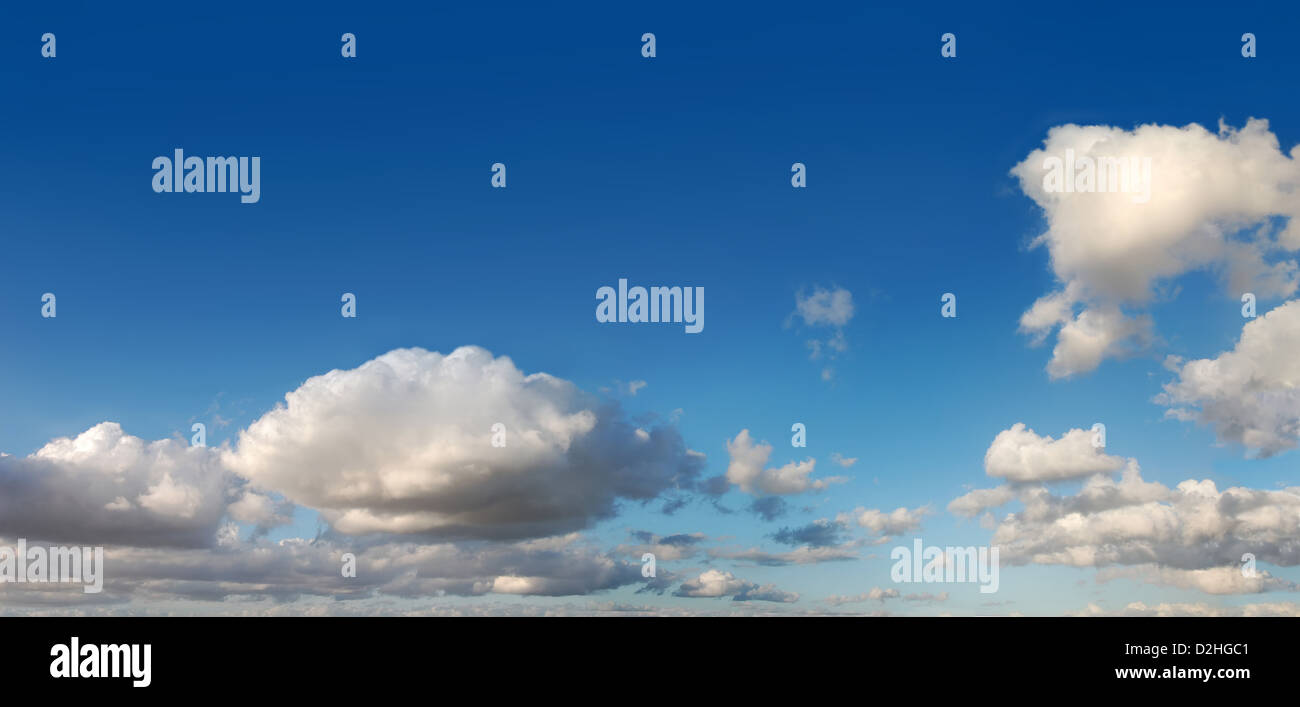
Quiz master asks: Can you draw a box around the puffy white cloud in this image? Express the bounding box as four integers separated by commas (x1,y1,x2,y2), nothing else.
223,347,706,539
792,286,855,380
702,517,863,566
956,463,1300,593
1011,119,1300,378
948,486,1017,518
984,423,1126,482
950,422,1300,596
724,429,843,495
1096,564,1295,595
673,569,798,602
0,531,654,609
1157,299,1300,457
838,505,930,540
0,422,252,548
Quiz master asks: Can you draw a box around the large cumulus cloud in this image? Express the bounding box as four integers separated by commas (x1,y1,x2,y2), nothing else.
1157,299,1300,457
223,346,707,539
1011,118,1300,378
723,429,844,496
950,424,1300,595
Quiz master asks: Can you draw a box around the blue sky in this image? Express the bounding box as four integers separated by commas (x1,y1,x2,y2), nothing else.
2,0,1300,616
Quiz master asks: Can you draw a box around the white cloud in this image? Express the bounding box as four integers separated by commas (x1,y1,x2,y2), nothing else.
1011,119,1300,378
223,347,706,539
1157,299,1300,457
0,422,250,548
673,569,798,602
0,532,650,608
948,486,1017,518
226,491,291,531
954,455,1300,594
724,429,844,495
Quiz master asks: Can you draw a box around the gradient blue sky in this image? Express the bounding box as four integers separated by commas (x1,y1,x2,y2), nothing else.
2,0,1299,615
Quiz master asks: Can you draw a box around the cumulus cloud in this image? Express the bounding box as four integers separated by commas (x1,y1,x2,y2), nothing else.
1071,601,1300,617
0,422,260,548
227,491,293,536
1011,118,1300,378
837,505,931,541
0,531,653,608
1096,564,1295,595
673,569,798,602
984,423,1126,482
953,442,1300,594
823,588,948,606
223,347,707,539
948,486,1018,519
1157,299,1300,457
724,430,844,496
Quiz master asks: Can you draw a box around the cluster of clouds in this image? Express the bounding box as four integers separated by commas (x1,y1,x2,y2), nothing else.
222,347,710,540
0,422,254,549
2,346,845,612
14,119,1300,615
673,569,799,603
724,429,845,496
1071,601,1300,617
1156,298,1300,457
790,285,854,381
0,331,930,614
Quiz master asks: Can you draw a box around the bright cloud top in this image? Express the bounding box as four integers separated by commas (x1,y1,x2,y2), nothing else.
1158,299,1300,457
1011,119,1300,378
951,425,1300,594
223,346,707,539
0,422,241,548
